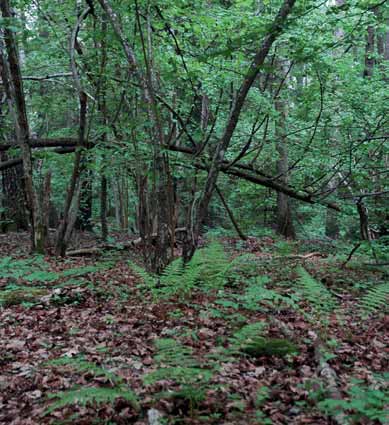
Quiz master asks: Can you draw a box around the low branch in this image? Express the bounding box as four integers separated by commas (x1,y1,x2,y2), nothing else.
167,143,340,211
22,73,73,81
0,146,76,171
0,137,78,152
0,157,22,171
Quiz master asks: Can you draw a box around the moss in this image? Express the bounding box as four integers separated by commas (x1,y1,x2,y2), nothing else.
242,337,298,357
0,288,48,307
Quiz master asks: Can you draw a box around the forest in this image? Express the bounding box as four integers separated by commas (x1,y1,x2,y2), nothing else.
0,0,388,423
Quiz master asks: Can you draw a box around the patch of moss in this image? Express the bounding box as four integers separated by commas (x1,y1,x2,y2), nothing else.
242,337,298,357
0,288,48,307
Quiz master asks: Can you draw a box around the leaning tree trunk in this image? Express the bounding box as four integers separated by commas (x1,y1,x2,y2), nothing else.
0,55,28,231
0,0,42,250
183,0,297,261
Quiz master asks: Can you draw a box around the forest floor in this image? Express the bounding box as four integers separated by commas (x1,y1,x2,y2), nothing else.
0,232,388,425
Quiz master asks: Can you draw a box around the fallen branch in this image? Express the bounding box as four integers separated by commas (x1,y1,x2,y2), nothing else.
0,137,77,152
341,243,361,268
265,252,325,261
312,332,346,425
66,228,187,256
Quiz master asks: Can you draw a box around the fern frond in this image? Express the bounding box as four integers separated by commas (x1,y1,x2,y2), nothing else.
153,338,197,368
228,321,267,354
296,267,337,317
47,356,121,384
237,276,297,311
44,386,139,415
129,261,158,288
144,338,214,387
358,283,389,316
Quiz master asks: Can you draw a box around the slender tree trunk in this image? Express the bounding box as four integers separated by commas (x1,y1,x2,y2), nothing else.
184,0,297,260
100,175,108,241
77,170,93,231
364,21,375,78
215,185,247,240
357,198,371,241
0,55,27,231
35,171,51,253
55,92,88,255
274,65,295,239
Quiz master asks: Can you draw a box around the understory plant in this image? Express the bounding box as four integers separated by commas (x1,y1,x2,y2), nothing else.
131,241,252,300
144,338,215,416
318,375,389,424
43,356,139,416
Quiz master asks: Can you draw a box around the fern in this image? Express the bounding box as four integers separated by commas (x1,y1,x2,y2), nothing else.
0,256,49,279
144,338,214,415
144,338,213,389
131,242,251,300
296,267,337,318
44,386,139,415
358,283,389,316
227,321,268,355
0,256,112,283
44,356,139,415
236,276,298,312
129,261,159,289
47,356,121,384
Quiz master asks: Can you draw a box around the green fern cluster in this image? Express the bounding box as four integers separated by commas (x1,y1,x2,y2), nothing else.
144,338,214,412
44,356,139,415
0,256,112,283
236,276,298,312
358,283,389,317
0,256,49,279
45,387,138,416
227,321,267,355
144,338,213,385
47,357,120,383
296,267,337,319
131,242,247,299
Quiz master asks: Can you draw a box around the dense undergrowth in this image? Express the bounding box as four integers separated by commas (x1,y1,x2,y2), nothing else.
0,234,388,425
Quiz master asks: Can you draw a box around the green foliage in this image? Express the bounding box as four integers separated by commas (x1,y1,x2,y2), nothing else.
144,338,214,413
44,356,139,415
236,276,299,312
0,285,48,307
132,242,251,299
295,267,337,319
358,283,389,317
241,338,298,358
254,386,273,424
0,256,112,283
0,256,49,279
44,387,138,416
227,321,268,355
318,376,389,424
47,356,122,384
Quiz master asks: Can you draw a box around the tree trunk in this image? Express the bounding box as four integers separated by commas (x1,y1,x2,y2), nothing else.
100,175,108,241
274,60,295,239
55,91,88,255
35,171,51,253
0,0,40,250
357,199,371,241
364,22,375,78
183,0,297,260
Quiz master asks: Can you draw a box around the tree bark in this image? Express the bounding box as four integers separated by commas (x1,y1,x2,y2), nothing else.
274,61,295,239
0,0,40,249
